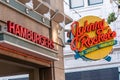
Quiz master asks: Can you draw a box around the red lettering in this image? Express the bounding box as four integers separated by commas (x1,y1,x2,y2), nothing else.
48,40,51,48
71,21,79,36
49,40,54,49
111,31,116,38
70,19,116,51
43,37,48,47
15,24,21,36
36,34,41,45
78,27,85,36
98,19,105,29
96,29,103,35
20,27,27,38
26,29,31,41
31,32,37,43
7,21,54,49
7,21,15,34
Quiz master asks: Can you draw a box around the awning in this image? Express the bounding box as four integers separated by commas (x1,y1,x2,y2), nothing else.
17,0,73,24
33,0,49,14
0,27,59,61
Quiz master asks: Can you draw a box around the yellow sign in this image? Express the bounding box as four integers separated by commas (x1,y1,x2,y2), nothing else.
67,16,117,61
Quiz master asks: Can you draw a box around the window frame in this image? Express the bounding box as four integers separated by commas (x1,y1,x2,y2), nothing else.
69,0,84,9
88,0,103,6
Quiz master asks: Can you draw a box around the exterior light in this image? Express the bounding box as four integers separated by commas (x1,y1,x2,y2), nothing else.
6,0,9,3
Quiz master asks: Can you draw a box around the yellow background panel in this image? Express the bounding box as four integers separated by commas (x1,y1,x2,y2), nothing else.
78,16,113,60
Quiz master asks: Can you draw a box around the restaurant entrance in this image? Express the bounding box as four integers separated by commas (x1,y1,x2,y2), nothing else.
0,53,53,80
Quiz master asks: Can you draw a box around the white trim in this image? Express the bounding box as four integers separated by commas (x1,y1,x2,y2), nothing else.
0,31,58,54
0,40,59,61
65,61,120,73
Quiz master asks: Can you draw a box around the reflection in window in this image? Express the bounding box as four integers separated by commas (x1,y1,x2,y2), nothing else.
88,0,103,5
69,0,84,9
0,74,29,80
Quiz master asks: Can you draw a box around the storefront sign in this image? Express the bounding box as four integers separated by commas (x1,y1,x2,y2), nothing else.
67,16,117,61
7,21,54,49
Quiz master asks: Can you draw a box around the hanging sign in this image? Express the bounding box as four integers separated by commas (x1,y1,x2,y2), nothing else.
67,16,117,61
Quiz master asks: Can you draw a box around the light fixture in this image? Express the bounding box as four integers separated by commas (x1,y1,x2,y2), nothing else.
25,0,33,10
6,0,9,3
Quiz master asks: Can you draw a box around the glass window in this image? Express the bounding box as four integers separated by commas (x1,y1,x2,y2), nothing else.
69,0,84,9
88,0,103,5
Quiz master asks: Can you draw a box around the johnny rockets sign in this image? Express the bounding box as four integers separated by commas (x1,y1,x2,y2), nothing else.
67,16,117,61
7,21,54,49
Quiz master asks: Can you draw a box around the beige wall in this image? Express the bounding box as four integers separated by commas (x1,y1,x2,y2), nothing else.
42,0,64,13
0,4,49,38
50,0,64,12
54,47,65,80
51,20,65,80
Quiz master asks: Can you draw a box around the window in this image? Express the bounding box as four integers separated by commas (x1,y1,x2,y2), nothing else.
69,0,84,9
88,0,103,5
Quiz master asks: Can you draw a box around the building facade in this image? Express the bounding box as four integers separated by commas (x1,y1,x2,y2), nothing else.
0,0,72,80
64,0,120,80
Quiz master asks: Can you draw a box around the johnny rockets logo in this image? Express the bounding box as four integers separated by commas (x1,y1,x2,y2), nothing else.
67,16,117,61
